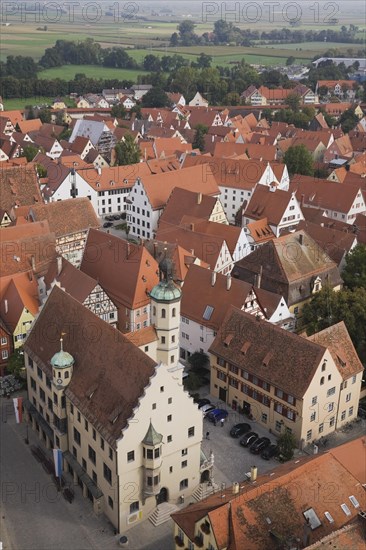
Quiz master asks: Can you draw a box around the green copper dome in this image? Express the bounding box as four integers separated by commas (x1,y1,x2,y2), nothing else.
51,338,74,369
150,280,181,302
142,421,163,446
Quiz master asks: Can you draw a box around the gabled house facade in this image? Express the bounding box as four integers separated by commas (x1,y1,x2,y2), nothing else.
23,286,203,533
209,307,363,445
243,185,304,236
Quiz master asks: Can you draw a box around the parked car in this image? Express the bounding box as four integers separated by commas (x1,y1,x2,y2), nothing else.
201,404,216,417
250,437,271,454
261,444,279,460
105,215,113,221
113,214,120,220
207,409,229,423
240,432,259,447
230,423,251,438
103,222,113,228
196,398,211,409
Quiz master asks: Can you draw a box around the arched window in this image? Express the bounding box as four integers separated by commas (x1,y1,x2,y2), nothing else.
161,308,166,319
65,371,69,379
153,306,156,316
172,308,176,317
58,372,61,378
320,377,325,385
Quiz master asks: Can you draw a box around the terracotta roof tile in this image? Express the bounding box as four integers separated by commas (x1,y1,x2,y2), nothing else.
308,321,363,379
289,175,363,213
0,220,56,277
80,229,159,310
181,264,253,330
0,273,39,332
15,197,99,238
138,164,220,210
0,164,42,211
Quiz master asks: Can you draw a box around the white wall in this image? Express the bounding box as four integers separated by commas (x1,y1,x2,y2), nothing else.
116,362,202,530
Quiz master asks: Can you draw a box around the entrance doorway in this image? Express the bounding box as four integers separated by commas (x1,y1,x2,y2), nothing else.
243,401,251,415
156,487,168,505
219,387,227,402
200,470,210,483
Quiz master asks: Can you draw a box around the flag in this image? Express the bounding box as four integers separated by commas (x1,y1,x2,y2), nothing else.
13,397,23,424
53,449,63,478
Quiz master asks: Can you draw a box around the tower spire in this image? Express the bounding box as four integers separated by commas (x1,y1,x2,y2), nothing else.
60,332,66,351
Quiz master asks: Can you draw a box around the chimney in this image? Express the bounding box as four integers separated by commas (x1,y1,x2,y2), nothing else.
211,271,216,286
250,466,257,481
301,193,305,206
57,256,62,276
299,233,303,245
257,265,263,289
153,242,158,259
31,255,36,272
97,166,102,175
4,299,8,314
226,275,232,291
197,192,202,204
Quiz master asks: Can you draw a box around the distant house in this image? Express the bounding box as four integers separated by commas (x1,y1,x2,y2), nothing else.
120,95,136,110
188,92,209,107
41,256,118,327
80,229,159,333
241,84,318,105
167,92,186,107
243,185,304,236
290,175,366,224
126,165,220,239
0,273,40,350
52,98,67,110
316,80,357,100
16,198,100,267
69,119,116,158
323,134,354,163
132,84,152,101
179,265,265,359
233,230,343,317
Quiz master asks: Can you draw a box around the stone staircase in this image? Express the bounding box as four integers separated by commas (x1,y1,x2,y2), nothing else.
192,482,219,502
148,502,179,526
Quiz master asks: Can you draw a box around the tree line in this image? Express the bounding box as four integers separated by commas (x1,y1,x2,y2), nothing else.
171,20,364,47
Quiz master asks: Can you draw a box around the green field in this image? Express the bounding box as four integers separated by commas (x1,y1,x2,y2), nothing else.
1,16,364,63
3,96,74,110
39,65,148,81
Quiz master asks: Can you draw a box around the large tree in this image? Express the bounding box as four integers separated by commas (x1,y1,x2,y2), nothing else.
192,124,208,152
22,144,39,161
283,144,314,176
300,285,366,362
141,87,171,108
114,134,140,166
341,244,366,290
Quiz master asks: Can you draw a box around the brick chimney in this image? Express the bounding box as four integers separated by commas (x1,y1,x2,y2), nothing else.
226,275,232,291
257,265,263,289
57,256,62,276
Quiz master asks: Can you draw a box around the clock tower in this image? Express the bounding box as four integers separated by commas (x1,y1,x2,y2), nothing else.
51,336,74,388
